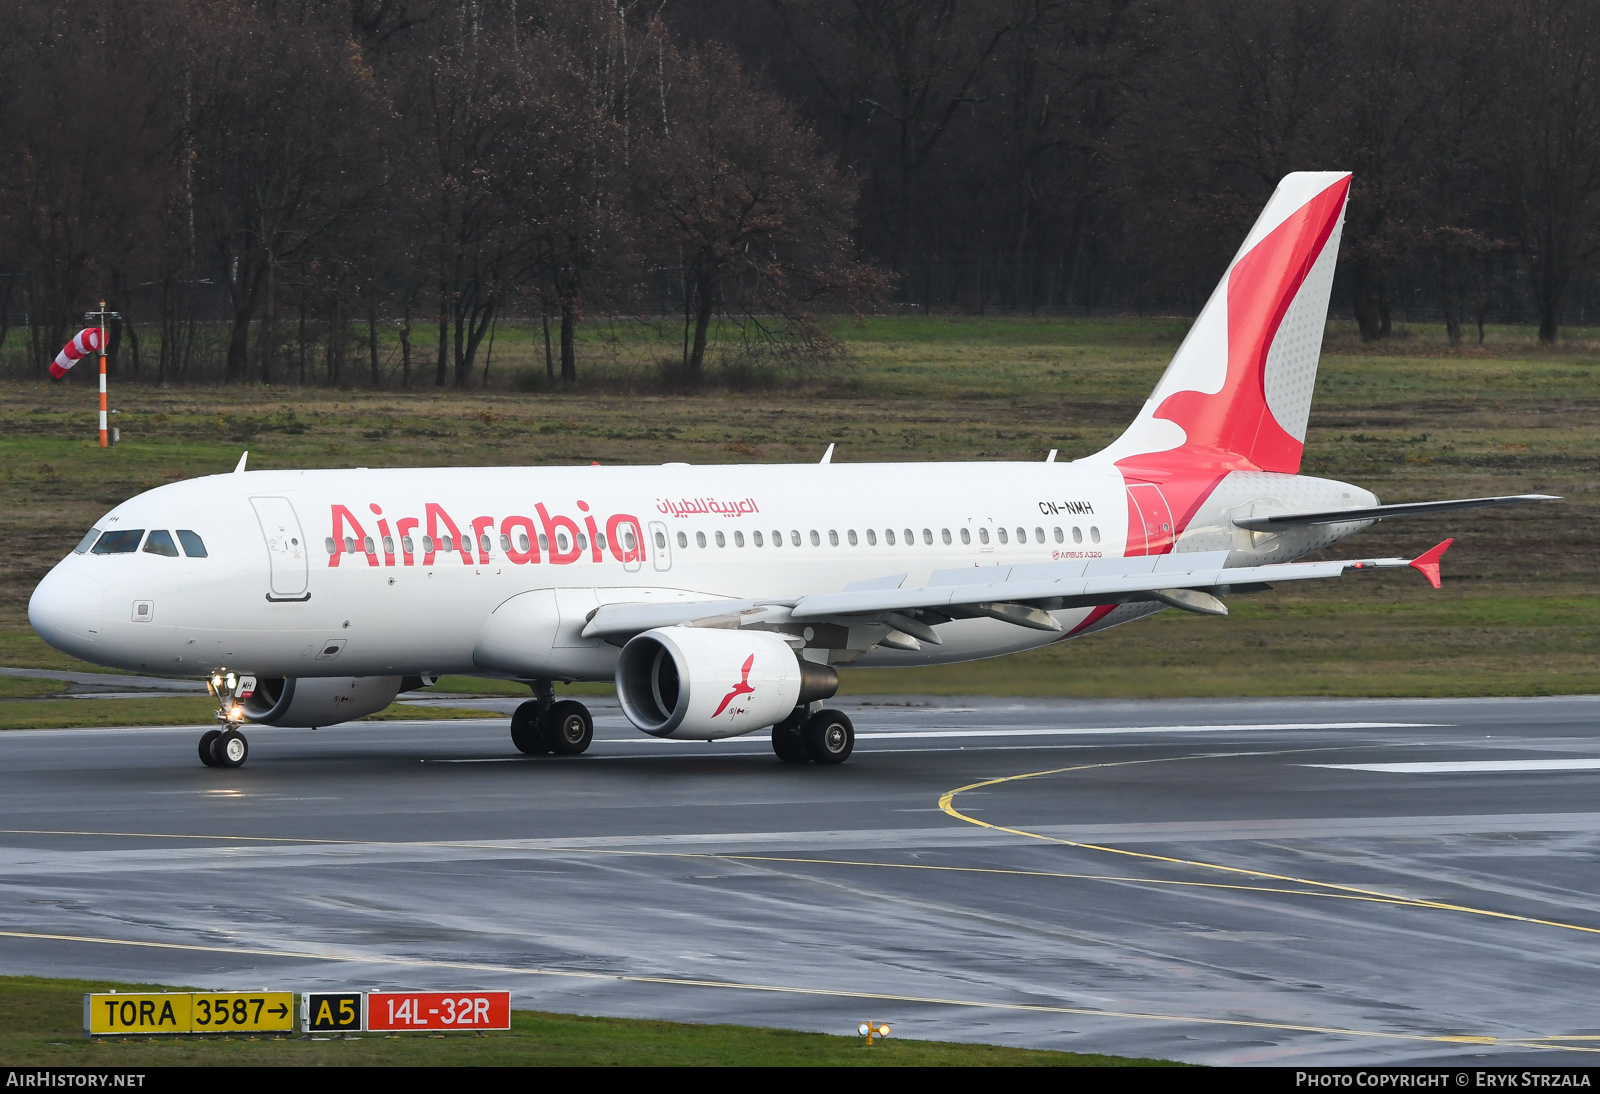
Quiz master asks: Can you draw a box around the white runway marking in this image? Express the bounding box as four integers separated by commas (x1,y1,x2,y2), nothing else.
1308,758,1600,774
585,721,1437,744
854,721,1437,739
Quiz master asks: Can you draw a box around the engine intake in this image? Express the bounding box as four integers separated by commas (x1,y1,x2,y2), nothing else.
240,676,403,727
616,628,837,740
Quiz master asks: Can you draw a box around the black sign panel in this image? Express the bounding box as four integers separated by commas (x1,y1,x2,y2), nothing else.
303,992,364,1032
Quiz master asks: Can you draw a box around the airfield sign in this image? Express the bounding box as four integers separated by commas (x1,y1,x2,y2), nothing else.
84,991,293,1035
367,991,510,1031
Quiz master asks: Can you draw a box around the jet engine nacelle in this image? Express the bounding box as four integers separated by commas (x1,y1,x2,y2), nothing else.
240,675,403,728
615,628,838,740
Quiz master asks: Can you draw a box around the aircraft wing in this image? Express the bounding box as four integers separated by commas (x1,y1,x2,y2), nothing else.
581,541,1454,643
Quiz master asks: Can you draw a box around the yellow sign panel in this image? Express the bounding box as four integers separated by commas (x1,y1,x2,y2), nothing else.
190,992,294,1033
84,991,294,1035
85,993,192,1035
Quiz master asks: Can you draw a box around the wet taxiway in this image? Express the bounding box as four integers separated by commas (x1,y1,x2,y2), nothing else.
1,693,1597,1065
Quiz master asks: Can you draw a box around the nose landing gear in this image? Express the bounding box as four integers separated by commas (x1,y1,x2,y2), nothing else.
199,671,253,769
199,728,249,768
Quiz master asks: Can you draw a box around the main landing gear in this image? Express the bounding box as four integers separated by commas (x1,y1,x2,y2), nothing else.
510,680,594,757
772,707,855,765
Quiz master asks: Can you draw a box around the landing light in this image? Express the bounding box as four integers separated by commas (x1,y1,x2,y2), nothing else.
229,705,243,720
225,672,237,691
211,674,223,688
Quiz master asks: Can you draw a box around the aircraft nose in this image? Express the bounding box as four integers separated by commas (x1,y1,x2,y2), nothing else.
29,566,104,657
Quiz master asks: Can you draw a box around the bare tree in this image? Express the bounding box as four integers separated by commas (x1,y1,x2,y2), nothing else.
1488,0,1600,342
637,44,879,378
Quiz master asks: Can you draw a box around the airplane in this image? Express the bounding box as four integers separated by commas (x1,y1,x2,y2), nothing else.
28,171,1555,769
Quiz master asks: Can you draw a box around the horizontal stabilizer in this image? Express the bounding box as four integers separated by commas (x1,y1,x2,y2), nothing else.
1232,494,1558,531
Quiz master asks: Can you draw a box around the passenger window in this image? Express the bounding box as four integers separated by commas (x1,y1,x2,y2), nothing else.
997,528,1008,545
74,528,101,554
676,531,687,548
847,530,857,546
479,533,492,554
1073,526,1083,544
922,528,932,545
344,537,357,554
92,529,144,554
753,530,764,546
1017,527,1027,542
423,535,435,553
734,530,745,547
1054,526,1064,543
576,533,588,551
1035,527,1045,543
715,531,726,547
828,530,839,546
960,528,970,545
772,529,782,546
696,531,707,548
539,534,549,551
885,529,896,546
500,534,511,551
325,537,338,555
941,528,952,545
403,535,416,554
363,536,376,554
596,533,606,551
623,531,636,550
810,530,821,546
441,534,454,553
979,528,989,545
1090,526,1101,543
142,530,180,557
385,535,396,554
866,529,876,546
654,531,666,550
555,532,569,552
905,528,915,545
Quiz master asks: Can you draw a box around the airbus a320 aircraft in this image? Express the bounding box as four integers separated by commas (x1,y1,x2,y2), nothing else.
29,172,1553,769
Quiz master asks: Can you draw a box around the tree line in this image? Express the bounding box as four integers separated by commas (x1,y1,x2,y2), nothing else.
2,0,1597,388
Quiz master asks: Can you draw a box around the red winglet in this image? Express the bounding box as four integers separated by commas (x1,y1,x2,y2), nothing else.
1409,538,1454,590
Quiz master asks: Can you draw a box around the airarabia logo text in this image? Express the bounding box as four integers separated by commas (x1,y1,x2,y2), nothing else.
325,502,644,568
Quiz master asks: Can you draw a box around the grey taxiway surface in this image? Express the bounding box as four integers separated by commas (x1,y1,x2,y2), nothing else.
2,693,1598,1065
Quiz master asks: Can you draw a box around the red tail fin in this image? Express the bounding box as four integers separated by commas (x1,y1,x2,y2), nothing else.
1099,172,1351,475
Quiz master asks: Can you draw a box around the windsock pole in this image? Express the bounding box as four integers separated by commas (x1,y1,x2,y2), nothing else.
77,301,119,447
97,300,107,447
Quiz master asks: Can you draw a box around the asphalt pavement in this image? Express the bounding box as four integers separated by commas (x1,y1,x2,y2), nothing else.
1,693,1597,1065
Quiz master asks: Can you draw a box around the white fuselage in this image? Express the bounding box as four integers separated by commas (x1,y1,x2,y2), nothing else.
27,457,1373,681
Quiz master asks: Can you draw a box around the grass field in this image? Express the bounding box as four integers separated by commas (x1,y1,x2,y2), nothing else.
0,976,1167,1066
1,315,1594,701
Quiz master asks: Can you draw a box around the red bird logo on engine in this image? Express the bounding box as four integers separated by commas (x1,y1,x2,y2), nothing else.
712,655,757,718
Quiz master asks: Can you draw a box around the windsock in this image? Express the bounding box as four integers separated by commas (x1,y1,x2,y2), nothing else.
49,327,104,378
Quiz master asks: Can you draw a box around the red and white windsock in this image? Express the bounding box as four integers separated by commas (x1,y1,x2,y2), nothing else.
49,328,104,379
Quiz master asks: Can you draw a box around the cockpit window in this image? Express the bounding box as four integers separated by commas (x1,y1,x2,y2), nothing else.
143,530,180,557
176,530,208,558
73,528,100,554
91,529,144,554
